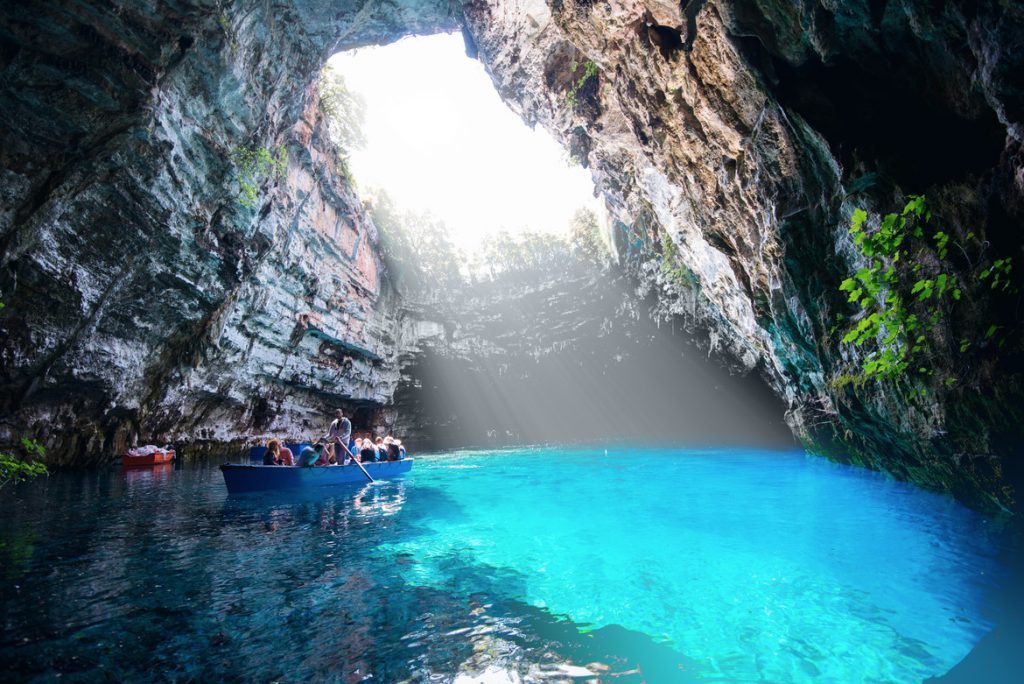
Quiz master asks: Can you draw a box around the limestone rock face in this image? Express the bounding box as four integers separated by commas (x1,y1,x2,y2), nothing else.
461,0,1024,510
1,1,1022,509
0,1,454,461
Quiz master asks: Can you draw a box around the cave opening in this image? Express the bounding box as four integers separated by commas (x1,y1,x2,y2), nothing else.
327,32,601,255
323,33,793,451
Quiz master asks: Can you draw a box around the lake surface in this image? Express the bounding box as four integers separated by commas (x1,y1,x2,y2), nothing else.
0,447,1012,682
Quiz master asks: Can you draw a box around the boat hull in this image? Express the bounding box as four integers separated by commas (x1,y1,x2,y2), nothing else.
122,450,174,467
219,459,413,494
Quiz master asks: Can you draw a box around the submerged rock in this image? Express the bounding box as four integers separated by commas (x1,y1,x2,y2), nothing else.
0,1,1021,510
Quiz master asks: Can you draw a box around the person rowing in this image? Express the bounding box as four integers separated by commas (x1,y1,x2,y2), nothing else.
324,409,351,460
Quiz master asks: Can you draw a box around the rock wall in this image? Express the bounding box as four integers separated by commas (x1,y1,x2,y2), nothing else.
1,1,1022,509
459,0,1024,510
0,1,455,462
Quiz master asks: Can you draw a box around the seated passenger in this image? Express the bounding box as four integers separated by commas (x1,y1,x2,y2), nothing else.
263,440,279,466
265,439,294,466
386,442,400,461
382,436,397,461
299,442,325,467
374,436,389,461
359,439,378,463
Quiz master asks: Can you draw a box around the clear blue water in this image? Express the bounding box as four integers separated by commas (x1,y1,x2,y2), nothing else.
0,447,1011,682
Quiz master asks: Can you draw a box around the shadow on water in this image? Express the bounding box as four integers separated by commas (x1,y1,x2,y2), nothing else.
0,466,702,682
926,522,1024,684
387,552,702,682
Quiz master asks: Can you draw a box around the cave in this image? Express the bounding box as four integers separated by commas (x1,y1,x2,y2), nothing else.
0,0,1020,513
1,1,1024,681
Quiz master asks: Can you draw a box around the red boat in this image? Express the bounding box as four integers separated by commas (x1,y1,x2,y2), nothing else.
122,449,175,467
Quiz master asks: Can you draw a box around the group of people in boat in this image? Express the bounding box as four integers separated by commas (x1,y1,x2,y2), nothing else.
262,409,406,467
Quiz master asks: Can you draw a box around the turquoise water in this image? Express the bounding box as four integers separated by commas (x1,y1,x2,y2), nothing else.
0,447,1010,682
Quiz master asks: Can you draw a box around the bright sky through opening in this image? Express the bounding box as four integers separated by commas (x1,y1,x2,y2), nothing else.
329,33,601,250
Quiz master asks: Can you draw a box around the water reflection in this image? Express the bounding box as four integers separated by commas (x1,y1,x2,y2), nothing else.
0,451,1016,682
122,462,174,489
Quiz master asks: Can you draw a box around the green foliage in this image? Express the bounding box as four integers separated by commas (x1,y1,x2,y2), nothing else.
474,230,573,278
568,207,608,262
371,191,463,293
21,438,45,459
0,439,47,490
660,234,697,288
218,14,237,53
565,60,598,108
336,157,357,190
373,193,606,293
471,211,608,279
836,197,960,381
827,373,870,393
835,195,1015,386
318,66,367,153
232,145,288,208
979,257,1014,291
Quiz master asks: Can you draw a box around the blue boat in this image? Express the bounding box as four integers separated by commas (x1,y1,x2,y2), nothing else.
220,459,413,494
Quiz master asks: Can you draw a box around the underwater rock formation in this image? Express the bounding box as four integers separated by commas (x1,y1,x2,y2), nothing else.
1,1,1021,509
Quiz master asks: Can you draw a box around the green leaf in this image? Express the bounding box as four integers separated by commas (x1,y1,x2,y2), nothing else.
851,208,868,231
985,324,998,339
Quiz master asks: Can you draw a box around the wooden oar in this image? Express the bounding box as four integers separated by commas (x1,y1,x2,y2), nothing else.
346,445,374,482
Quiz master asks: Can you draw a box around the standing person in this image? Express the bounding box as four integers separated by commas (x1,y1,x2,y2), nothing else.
325,409,351,459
